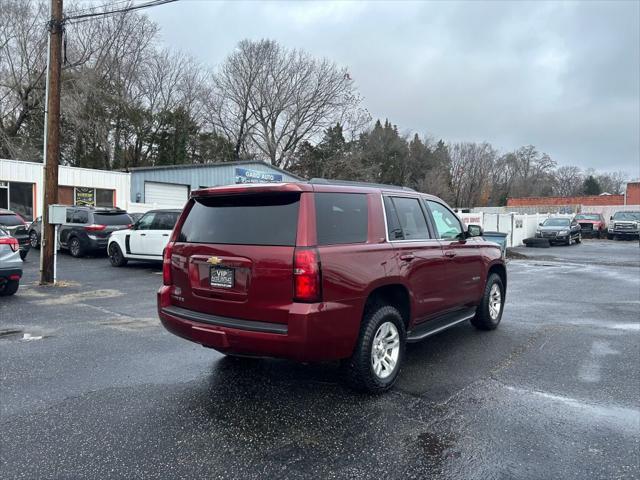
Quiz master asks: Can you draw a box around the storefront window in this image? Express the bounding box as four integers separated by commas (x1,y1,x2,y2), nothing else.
96,189,114,207
0,181,33,220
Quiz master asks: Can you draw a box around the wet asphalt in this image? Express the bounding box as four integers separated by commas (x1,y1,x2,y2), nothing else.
1,240,638,479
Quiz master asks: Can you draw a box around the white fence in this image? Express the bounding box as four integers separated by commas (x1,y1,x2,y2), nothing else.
459,212,573,247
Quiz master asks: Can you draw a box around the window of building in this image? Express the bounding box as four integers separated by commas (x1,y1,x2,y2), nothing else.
96,189,114,207
0,181,34,220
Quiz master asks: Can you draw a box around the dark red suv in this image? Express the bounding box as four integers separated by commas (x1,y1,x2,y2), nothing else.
158,180,506,392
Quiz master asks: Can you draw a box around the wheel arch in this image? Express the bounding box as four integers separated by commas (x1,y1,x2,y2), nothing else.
488,262,507,293
362,282,412,330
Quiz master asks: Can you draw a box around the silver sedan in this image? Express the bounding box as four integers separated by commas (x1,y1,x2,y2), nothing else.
0,227,23,296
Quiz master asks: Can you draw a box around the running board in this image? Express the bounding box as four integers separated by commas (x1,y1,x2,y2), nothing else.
406,308,476,343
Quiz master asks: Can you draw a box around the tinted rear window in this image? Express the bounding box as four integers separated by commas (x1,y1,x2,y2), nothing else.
315,193,368,245
93,213,132,225
179,193,300,246
0,214,24,226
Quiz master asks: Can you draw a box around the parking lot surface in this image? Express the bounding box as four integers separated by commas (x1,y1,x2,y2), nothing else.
1,241,639,479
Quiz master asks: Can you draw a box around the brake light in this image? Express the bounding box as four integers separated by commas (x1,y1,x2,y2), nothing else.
85,224,106,232
163,242,174,286
0,237,19,252
293,247,321,302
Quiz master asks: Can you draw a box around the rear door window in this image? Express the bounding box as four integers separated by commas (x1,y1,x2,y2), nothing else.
179,193,300,246
387,197,430,240
72,210,89,224
151,212,179,230
315,193,368,245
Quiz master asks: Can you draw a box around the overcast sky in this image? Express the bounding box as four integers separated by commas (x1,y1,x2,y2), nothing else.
145,0,640,176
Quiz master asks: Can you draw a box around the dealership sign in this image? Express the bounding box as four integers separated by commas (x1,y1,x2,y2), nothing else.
235,167,283,184
75,187,95,206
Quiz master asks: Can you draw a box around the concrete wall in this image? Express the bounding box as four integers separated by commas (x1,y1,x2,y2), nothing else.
130,161,302,203
0,159,131,219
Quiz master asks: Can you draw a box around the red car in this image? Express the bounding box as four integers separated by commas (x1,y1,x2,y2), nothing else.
574,213,606,238
158,180,507,392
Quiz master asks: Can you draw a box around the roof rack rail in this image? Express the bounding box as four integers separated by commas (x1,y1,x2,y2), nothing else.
309,178,415,192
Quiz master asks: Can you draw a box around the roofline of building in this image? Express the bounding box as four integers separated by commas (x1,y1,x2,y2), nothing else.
123,160,305,180
0,158,130,176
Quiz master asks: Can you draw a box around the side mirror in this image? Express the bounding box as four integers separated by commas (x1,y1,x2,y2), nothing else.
467,224,483,238
539,222,544,227
610,216,613,221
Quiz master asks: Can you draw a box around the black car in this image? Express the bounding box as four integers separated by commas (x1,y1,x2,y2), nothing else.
0,209,31,260
535,217,582,245
58,207,133,257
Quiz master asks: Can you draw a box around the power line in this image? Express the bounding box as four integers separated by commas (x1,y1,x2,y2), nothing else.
65,0,178,22
65,0,137,17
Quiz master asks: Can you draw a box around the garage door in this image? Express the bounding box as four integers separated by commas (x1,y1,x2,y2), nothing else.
144,182,189,207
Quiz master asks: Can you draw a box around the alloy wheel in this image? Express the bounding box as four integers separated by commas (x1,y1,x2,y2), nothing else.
370,321,400,379
489,283,502,320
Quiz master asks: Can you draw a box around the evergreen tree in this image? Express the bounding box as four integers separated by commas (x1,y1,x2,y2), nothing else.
582,175,602,195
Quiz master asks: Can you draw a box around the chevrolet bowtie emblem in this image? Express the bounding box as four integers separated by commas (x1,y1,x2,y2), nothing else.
206,256,222,266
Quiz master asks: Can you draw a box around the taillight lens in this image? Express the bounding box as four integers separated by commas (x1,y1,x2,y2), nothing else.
293,247,321,302
163,242,174,286
85,224,106,232
0,237,19,252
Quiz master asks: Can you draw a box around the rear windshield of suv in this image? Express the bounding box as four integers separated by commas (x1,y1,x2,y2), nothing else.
93,213,132,225
315,193,368,245
0,214,24,226
178,193,300,246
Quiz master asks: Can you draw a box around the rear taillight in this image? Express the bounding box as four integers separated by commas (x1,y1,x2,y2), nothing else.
0,237,19,252
85,224,106,232
293,247,322,303
163,242,174,286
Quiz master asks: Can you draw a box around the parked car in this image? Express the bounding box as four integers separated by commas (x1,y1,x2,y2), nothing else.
28,216,42,248
58,207,132,257
157,180,507,393
608,211,640,240
574,213,606,238
0,209,30,260
535,217,582,245
0,227,22,296
108,209,181,266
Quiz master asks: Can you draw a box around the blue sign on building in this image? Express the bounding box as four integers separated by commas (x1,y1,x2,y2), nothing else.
235,167,283,184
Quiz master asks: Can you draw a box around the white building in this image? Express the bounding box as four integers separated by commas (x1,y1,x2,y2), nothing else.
0,159,130,221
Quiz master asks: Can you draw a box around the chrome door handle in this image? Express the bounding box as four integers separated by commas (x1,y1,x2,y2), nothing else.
444,251,456,258
140,233,146,236
400,254,415,261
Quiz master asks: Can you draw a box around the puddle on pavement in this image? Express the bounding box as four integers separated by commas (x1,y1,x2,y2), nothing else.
417,431,459,459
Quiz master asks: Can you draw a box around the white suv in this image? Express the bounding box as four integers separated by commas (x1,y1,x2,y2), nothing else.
108,209,181,267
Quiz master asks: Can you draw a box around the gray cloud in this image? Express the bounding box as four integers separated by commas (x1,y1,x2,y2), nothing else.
147,0,640,175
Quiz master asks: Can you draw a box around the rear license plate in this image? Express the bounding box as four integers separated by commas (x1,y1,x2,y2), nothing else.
210,266,234,288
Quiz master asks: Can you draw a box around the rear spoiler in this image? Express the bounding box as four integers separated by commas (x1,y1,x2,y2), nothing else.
192,182,312,197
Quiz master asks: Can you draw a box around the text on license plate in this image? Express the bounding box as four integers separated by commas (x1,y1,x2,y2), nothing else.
210,266,234,288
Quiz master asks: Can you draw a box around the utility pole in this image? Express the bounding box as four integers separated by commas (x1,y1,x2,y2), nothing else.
40,0,63,285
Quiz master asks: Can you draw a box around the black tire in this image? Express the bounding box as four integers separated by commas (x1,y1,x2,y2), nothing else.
471,273,505,331
68,237,84,258
575,234,581,244
29,231,40,248
607,233,614,240
108,242,128,267
0,280,19,296
524,237,550,248
342,304,406,393
19,250,28,261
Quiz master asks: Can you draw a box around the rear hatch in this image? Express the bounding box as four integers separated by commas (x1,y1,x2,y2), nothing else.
0,214,29,246
91,212,132,239
170,191,301,324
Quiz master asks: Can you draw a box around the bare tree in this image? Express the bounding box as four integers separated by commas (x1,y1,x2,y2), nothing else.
209,39,365,168
553,165,583,196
